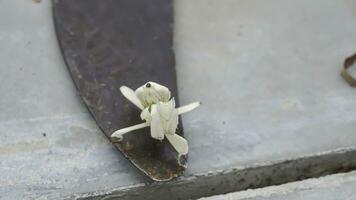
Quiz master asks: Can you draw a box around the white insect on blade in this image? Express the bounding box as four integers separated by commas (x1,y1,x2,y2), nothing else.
120,86,144,110
150,99,178,140
111,81,200,156
135,81,171,107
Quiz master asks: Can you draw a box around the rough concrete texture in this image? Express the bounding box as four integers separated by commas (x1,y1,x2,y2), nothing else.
0,1,147,200
75,148,356,200
175,0,356,173
0,0,356,200
200,170,356,200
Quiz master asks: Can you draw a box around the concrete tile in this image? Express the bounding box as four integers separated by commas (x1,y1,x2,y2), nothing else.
175,0,356,173
201,171,356,200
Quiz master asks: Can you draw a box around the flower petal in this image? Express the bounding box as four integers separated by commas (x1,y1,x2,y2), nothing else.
120,86,144,110
111,122,149,140
177,102,201,115
140,107,151,122
157,98,176,120
150,104,165,140
150,81,171,102
166,134,188,156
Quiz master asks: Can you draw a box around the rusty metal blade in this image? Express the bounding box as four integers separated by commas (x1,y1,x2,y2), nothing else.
52,0,186,181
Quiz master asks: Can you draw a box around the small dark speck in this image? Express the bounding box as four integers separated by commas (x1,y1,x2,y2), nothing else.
222,121,226,125
19,67,23,71
42,133,46,137
32,0,41,3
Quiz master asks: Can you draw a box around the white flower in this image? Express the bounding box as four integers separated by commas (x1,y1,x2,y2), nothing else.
150,98,178,140
135,82,171,107
111,82,200,156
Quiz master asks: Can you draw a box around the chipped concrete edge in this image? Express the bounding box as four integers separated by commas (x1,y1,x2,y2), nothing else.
200,170,356,200
69,147,356,200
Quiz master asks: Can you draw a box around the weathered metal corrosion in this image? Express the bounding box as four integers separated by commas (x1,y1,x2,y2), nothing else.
53,0,186,181
341,53,356,87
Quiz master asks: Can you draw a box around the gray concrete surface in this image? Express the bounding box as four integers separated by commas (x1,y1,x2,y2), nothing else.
201,170,356,200
1,0,356,199
76,149,356,200
175,0,356,172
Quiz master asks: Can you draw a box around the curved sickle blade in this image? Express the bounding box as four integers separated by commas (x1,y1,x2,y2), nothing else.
53,0,186,181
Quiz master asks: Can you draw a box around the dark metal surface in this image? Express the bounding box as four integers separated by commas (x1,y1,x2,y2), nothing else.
53,0,186,181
